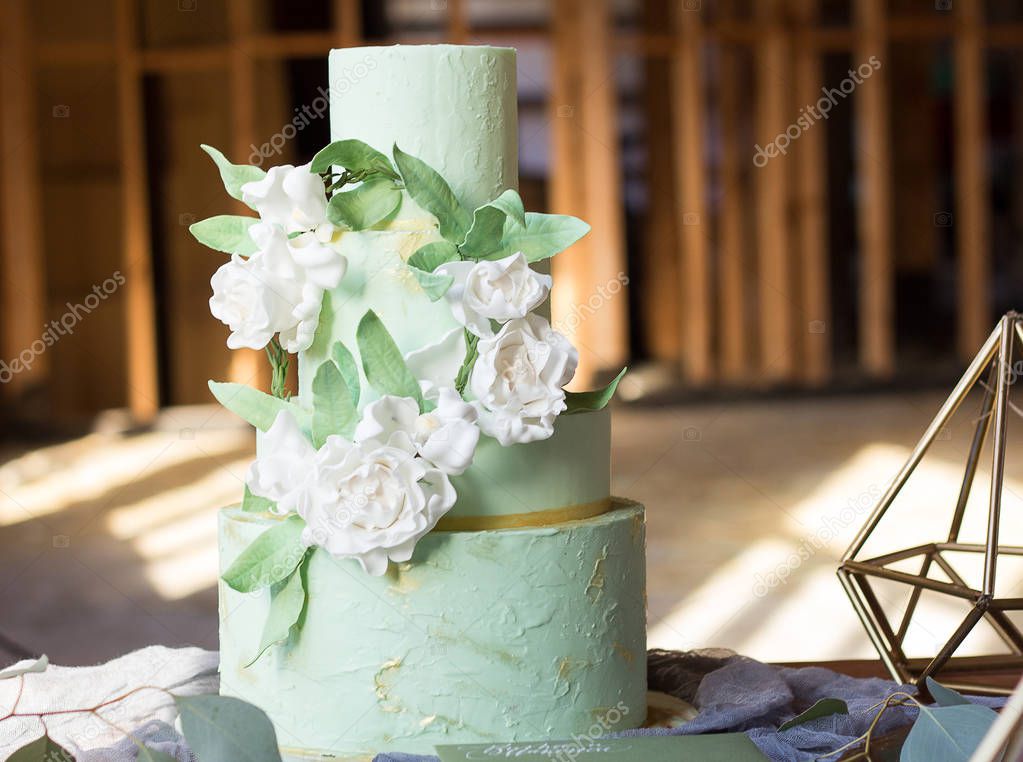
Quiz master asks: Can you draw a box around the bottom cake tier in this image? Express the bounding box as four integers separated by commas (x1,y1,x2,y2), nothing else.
218,499,647,758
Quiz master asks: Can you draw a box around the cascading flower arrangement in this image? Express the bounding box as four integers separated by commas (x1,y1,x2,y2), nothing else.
191,139,624,663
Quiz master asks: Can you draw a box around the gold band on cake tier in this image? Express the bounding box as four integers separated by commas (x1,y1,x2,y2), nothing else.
434,497,613,531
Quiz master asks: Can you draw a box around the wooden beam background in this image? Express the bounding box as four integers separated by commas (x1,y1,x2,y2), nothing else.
6,0,1010,418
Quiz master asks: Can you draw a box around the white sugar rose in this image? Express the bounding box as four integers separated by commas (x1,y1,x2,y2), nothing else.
241,163,331,233
212,222,345,353
209,252,303,351
247,411,317,517
302,437,456,575
470,313,578,446
355,389,480,475
437,252,552,337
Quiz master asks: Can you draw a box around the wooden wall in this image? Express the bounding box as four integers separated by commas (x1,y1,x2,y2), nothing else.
0,0,1017,422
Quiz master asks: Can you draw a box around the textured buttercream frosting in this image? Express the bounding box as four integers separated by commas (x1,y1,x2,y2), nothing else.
219,501,647,756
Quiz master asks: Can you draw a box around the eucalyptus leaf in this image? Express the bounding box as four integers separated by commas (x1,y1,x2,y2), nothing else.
482,211,590,263
357,310,423,404
778,698,849,731
925,677,970,707
408,240,459,272
330,341,361,407
900,703,998,762
564,368,627,414
245,552,310,667
208,381,309,433
189,215,258,256
312,360,358,446
200,144,266,203
310,139,397,178
392,144,471,242
242,485,276,514
221,514,307,593
7,734,73,762
0,654,47,680
408,266,455,302
326,177,402,230
460,189,527,259
175,694,283,762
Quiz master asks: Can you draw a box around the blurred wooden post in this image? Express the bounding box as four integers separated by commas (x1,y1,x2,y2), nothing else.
447,0,470,44
334,0,362,47
116,0,160,421
641,0,681,365
793,0,830,385
673,0,712,384
549,0,595,385
855,0,894,377
577,0,629,372
753,0,793,380
716,1,746,382
954,0,989,359
0,0,47,395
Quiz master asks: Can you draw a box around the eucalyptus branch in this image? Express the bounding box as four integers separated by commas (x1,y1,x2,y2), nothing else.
813,692,920,762
265,338,290,399
454,330,479,395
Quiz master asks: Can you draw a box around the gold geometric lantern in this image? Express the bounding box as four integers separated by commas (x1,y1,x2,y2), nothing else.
839,312,1023,695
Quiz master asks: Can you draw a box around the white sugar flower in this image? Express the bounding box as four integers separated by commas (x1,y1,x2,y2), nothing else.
355,389,480,476
302,437,456,575
209,251,303,351
405,327,465,396
437,252,552,337
246,411,317,517
241,163,331,233
470,313,578,446
210,223,346,353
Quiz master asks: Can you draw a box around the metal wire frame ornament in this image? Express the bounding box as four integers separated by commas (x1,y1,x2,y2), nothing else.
838,312,1023,695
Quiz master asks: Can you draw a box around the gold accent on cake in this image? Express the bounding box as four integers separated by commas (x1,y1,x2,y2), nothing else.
434,498,613,532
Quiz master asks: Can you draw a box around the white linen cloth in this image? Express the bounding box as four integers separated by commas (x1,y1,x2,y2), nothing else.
0,646,218,761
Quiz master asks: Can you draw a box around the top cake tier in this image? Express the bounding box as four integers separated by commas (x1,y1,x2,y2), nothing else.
298,45,520,399
330,45,518,210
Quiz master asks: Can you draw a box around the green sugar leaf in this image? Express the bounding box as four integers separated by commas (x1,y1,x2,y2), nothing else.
221,514,307,593
408,240,459,272
392,144,471,242
408,266,455,302
0,654,47,680
208,381,309,433
244,552,310,668
189,215,258,256
312,359,358,446
326,177,403,230
460,189,527,259
564,367,627,414
310,139,397,178
200,144,266,203
175,694,283,762
241,485,276,514
8,734,74,762
483,211,590,263
778,698,849,731
357,310,423,404
330,340,361,407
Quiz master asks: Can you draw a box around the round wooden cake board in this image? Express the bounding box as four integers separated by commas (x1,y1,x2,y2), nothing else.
279,691,697,761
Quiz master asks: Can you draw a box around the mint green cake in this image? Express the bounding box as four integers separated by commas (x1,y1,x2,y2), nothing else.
199,44,647,759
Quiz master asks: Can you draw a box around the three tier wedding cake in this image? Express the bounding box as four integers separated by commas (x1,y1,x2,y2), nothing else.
193,44,647,758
